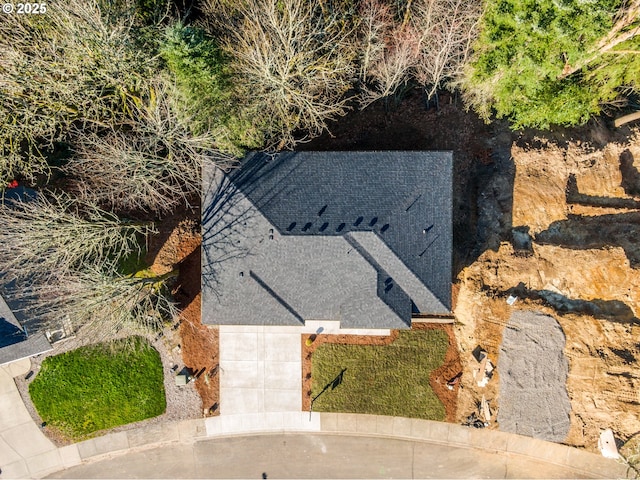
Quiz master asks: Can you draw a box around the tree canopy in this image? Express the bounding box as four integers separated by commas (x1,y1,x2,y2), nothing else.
462,0,640,129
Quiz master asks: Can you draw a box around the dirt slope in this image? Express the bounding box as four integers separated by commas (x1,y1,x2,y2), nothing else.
455,127,640,452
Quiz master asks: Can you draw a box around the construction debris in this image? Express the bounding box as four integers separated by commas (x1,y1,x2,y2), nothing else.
463,412,488,429
598,429,620,459
447,372,462,390
472,347,495,387
481,395,492,422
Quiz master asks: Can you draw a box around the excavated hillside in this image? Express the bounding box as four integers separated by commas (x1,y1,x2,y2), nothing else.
455,124,640,453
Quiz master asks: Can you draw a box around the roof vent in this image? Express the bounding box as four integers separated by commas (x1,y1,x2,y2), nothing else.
380,224,390,233
302,222,313,231
336,223,346,232
369,217,378,227
319,222,329,232
287,222,296,231
317,205,328,216
354,216,363,227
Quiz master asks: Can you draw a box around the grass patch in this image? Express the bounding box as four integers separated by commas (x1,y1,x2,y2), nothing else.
29,336,165,439
311,330,448,420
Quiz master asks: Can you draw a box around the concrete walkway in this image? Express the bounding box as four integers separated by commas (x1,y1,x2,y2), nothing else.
0,360,79,478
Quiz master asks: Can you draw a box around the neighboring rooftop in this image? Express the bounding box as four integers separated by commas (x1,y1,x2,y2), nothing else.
202,151,453,329
0,293,51,366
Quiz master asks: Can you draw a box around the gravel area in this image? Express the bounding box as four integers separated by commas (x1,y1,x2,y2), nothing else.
13,325,201,447
497,310,571,442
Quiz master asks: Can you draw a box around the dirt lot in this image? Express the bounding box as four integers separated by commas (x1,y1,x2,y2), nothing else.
454,125,640,453
166,88,640,454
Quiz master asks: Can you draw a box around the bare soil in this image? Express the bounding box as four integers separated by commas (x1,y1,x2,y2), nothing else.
455,126,640,452
147,208,220,416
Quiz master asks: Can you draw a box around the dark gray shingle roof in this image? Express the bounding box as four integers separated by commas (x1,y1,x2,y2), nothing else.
0,294,52,366
202,151,452,328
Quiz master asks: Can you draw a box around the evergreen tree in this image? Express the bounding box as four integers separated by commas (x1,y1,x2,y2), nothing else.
463,0,640,129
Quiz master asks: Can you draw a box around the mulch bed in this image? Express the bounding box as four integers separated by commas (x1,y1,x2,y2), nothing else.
146,209,220,416
301,323,462,422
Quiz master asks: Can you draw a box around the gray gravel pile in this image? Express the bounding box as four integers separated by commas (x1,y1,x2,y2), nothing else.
497,310,571,442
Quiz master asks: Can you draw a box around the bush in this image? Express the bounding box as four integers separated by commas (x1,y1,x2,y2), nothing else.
29,336,166,439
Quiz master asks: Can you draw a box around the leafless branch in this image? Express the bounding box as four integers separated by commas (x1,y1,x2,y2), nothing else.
205,0,357,147
65,80,236,214
0,192,152,283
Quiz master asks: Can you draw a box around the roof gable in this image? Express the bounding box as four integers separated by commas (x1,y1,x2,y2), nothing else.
202,151,452,328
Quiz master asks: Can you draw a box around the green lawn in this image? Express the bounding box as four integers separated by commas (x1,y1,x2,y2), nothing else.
29,336,166,439
311,330,448,420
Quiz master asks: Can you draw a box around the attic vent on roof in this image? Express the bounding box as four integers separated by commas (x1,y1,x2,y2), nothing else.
302,222,313,231
369,217,378,227
354,216,363,226
317,205,327,216
287,222,296,231
239,271,244,277
319,222,329,232
336,223,346,232
380,223,389,233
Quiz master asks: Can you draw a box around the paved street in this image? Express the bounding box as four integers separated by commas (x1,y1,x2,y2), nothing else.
46,433,605,479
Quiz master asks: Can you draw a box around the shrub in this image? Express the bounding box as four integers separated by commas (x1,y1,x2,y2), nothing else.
161,23,263,155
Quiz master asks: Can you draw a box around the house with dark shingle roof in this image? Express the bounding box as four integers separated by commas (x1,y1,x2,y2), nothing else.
0,292,52,367
201,151,452,329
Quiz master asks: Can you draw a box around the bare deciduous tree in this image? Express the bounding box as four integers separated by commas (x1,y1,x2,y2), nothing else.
0,0,157,179
65,80,236,214
411,0,482,100
358,0,420,107
19,268,178,344
0,193,152,283
204,0,357,147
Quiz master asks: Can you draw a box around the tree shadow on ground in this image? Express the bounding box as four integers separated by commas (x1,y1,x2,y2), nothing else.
535,149,640,268
502,282,639,325
536,212,640,267
620,149,640,197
